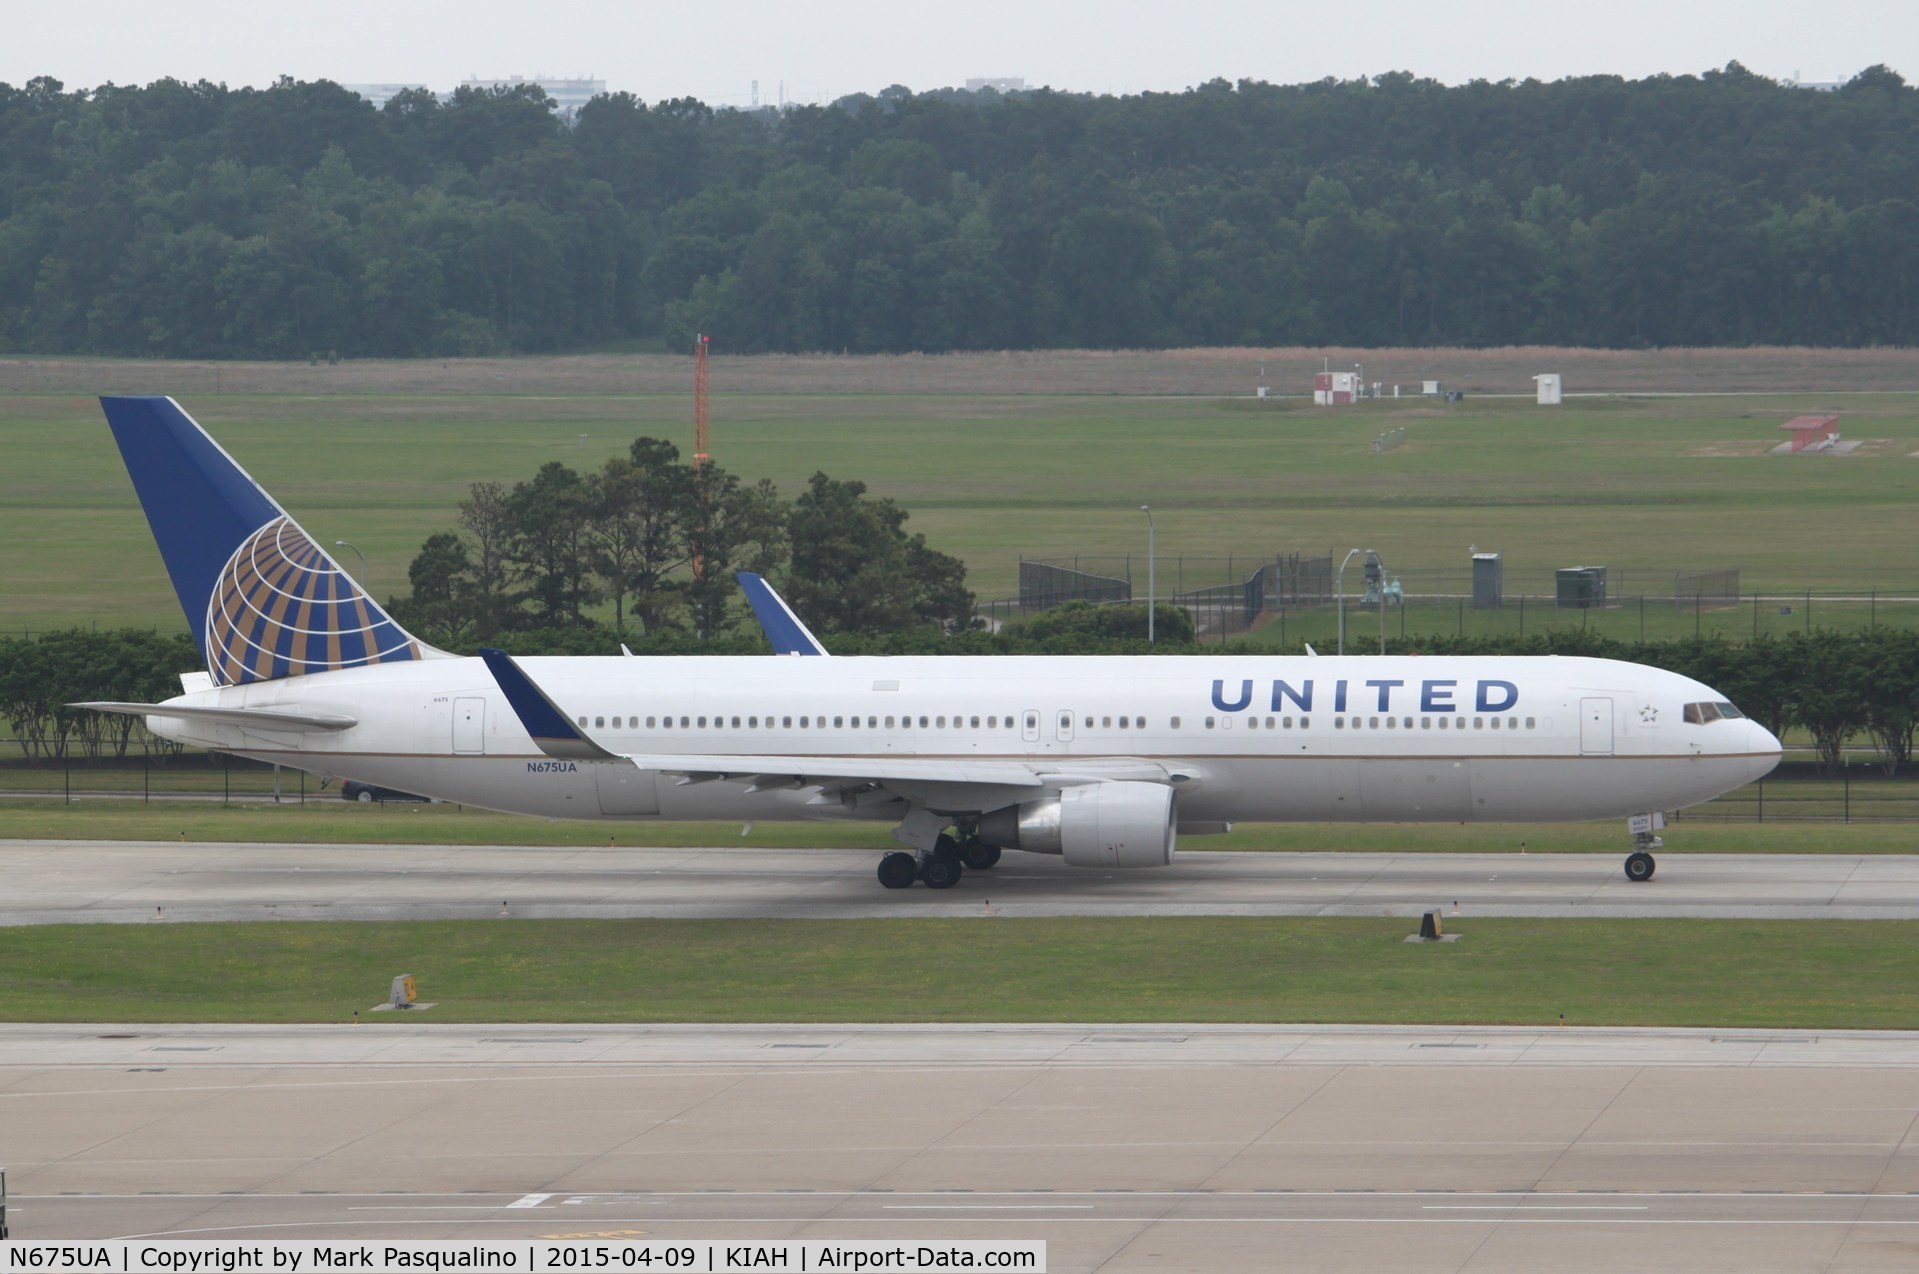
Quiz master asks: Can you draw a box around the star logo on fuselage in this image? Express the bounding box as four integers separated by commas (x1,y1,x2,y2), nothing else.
1640,705,1659,723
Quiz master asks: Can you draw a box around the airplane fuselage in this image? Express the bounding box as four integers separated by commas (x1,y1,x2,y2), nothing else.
141,653,1779,827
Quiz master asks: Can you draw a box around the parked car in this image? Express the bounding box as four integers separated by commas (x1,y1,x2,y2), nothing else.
340,779,430,803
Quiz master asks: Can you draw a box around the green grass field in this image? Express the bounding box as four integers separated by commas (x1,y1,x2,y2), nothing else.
3,916,1917,1028
6,384,1919,634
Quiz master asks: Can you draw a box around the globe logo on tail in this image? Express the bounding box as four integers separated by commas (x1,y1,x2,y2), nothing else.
205,516,420,686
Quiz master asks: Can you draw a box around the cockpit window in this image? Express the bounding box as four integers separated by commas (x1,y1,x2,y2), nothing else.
1715,702,1744,719
1683,701,1745,724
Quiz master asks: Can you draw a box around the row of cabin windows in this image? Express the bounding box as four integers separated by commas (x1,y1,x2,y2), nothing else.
575,712,1536,733
1206,714,1536,731
580,713,1019,730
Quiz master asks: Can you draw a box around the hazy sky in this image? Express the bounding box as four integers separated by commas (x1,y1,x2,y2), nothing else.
12,0,1915,107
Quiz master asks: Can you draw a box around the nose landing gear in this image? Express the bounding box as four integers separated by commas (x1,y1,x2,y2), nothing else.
1622,810,1665,881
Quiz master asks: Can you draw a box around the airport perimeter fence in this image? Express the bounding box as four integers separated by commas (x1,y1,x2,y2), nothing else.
0,744,323,804
982,556,1919,646
1680,767,1919,823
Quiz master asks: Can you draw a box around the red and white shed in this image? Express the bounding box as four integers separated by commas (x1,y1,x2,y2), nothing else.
1314,371,1358,406
1779,414,1841,453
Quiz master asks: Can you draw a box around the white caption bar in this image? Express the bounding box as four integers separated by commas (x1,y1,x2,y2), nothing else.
0,1242,1045,1273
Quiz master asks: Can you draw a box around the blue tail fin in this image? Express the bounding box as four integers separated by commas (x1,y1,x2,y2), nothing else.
101,395,428,687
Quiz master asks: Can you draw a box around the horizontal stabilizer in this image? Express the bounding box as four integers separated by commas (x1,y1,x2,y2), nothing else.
71,702,358,731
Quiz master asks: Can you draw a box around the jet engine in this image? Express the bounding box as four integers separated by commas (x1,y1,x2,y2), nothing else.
976,781,1177,868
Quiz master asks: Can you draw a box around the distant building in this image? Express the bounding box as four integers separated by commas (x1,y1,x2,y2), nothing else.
965,77,1026,93
344,76,607,117
460,76,606,115
342,83,431,110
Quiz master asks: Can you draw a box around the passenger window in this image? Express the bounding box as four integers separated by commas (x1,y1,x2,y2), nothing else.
1246,717,1257,730
1526,717,1536,729
1490,717,1500,730
1300,717,1310,730
1369,716,1378,729
732,716,741,728
868,716,877,728
1335,718,1345,730
886,716,895,728
1118,716,1129,729
1385,717,1395,729
988,716,998,728
937,716,947,728
1171,716,1181,728
920,716,930,728
971,716,980,727
595,716,605,728
1403,718,1412,729
800,716,809,727
1205,716,1216,729
783,716,792,728
1474,717,1484,730
647,716,657,728
1282,716,1292,729
1508,717,1518,730
834,716,844,728
576,716,587,727
1420,717,1430,729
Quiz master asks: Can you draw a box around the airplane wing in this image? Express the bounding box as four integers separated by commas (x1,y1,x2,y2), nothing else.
735,571,829,656
477,648,1187,811
71,701,359,731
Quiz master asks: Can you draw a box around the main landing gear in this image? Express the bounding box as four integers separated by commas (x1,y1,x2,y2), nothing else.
875,826,999,889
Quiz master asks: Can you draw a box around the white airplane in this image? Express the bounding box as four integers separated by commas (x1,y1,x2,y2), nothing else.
81,396,1781,889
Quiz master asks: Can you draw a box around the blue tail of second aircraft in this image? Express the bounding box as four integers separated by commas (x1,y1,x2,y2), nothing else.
101,395,428,687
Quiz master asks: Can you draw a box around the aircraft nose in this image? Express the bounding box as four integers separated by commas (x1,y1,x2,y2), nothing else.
1746,719,1783,780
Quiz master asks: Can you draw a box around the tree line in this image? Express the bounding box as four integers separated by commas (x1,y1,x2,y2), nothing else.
9,623,1916,777
392,437,974,644
1,64,1915,358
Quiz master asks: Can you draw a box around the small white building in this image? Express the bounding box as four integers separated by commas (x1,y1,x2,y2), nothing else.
1314,371,1359,406
1533,373,1563,406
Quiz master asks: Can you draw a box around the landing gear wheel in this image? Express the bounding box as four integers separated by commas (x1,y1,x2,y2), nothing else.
960,841,1002,870
920,854,964,890
877,852,919,889
355,789,374,803
1624,851,1656,882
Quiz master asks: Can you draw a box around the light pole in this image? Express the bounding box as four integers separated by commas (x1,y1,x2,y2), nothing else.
1140,505,1155,644
1336,547,1361,656
334,539,367,584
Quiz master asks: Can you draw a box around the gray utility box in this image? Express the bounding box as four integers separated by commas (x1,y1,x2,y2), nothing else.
1472,553,1503,609
1555,566,1608,609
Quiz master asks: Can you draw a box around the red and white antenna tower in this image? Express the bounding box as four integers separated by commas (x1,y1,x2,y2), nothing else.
693,333,711,469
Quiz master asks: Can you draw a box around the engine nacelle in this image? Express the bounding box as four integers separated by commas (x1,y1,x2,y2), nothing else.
976,781,1177,869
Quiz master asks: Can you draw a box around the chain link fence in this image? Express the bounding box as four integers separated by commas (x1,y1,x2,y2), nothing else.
985,554,1919,645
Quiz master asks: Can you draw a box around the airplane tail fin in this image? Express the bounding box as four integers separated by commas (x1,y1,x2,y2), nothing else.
100,395,432,687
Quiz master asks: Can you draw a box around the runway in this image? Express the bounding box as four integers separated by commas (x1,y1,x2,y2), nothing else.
10,1023,1919,1270
5,839,1919,923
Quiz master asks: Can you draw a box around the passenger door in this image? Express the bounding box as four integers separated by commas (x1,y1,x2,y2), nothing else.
452,697,485,755
1580,697,1615,755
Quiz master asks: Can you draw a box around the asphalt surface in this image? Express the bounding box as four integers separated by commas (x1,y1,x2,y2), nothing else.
11,1023,1919,1271
6,839,1919,923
